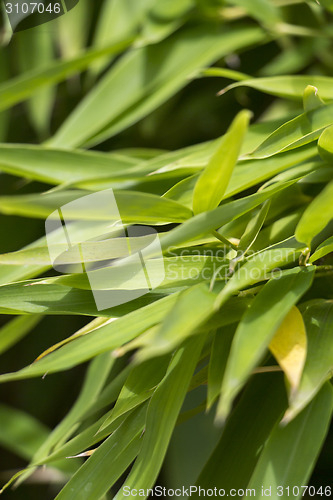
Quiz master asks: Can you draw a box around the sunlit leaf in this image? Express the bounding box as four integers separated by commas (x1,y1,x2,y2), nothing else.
216,267,314,422
49,25,265,148
295,180,333,247
193,110,251,214
303,85,324,113
221,75,333,101
269,306,307,396
284,300,333,422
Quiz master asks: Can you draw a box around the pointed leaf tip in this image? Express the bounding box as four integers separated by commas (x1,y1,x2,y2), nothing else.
303,85,324,113
193,109,252,215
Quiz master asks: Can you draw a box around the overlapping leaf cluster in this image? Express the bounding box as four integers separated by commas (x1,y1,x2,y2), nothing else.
0,0,333,498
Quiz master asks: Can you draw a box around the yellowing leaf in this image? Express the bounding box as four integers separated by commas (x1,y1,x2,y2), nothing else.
67,449,96,459
269,306,307,396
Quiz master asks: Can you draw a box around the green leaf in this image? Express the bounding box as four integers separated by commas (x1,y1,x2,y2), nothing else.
48,24,265,148
318,0,333,13
0,280,164,316
318,123,333,162
230,200,271,272
99,355,171,431
196,372,287,493
199,67,251,82
160,181,298,253
0,315,42,355
0,189,192,223
114,336,205,500
295,180,333,247
16,352,114,486
0,51,9,141
165,146,322,208
35,374,134,466
0,404,49,460
259,39,315,77
207,325,235,409
164,145,317,208
303,85,324,113
228,0,281,27
14,26,55,136
0,293,178,380
221,75,333,100
214,238,308,310
309,236,333,263
0,144,139,186
55,405,148,500
135,283,216,361
248,383,333,498
193,110,252,214
284,300,333,422
216,267,315,422
253,208,305,251
0,39,134,114
90,0,192,77
56,0,89,59
250,103,333,159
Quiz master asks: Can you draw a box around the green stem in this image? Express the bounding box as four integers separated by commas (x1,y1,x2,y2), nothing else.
212,230,238,250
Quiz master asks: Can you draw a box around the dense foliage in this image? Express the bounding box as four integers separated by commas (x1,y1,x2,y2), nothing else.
0,0,333,498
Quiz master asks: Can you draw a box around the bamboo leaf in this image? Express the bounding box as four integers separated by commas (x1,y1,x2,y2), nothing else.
0,315,42,355
114,336,205,500
193,110,252,214
237,200,271,254
0,189,192,223
269,306,307,396
99,356,171,431
0,280,164,316
164,145,317,207
0,39,134,113
160,181,298,254
309,235,333,263
295,180,333,247
221,75,333,101
248,383,333,498
55,405,148,500
0,144,139,186
214,238,308,310
250,103,333,159
49,25,265,148
303,85,324,113
14,26,55,135
196,373,287,493
207,325,235,409
135,283,216,361
227,0,281,27
0,404,49,460
284,300,333,422
318,123,333,162
0,294,178,381
16,352,114,486
216,267,315,422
